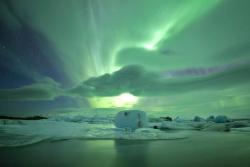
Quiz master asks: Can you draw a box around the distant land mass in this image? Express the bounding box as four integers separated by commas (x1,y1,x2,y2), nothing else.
0,115,47,120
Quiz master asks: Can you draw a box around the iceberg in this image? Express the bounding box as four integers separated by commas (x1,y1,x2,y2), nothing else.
114,110,148,130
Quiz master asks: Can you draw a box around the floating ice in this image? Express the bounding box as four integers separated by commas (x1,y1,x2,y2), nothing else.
214,115,230,123
206,115,215,122
193,116,205,122
0,119,188,147
1,114,249,147
114,110,148,130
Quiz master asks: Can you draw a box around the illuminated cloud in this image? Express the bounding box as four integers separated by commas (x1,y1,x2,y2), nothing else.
0,78,62,101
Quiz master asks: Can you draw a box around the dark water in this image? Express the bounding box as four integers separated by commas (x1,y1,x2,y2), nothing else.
0,132,250,167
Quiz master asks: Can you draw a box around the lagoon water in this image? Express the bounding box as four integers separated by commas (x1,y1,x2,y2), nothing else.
1,131,250,167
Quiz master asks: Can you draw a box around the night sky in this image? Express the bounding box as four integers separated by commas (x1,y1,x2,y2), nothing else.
0,0,250,117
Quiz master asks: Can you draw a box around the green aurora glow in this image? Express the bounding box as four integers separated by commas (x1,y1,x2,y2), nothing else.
1,0,250,117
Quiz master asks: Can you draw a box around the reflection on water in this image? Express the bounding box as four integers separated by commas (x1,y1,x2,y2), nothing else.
1,133,250,167
114,140,150,167
83,139,150,167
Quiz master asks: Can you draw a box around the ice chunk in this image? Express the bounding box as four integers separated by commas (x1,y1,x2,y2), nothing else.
114,110,148,130
173,116,187,122
160,121,197,130
202,124,230,132
214,115,230,123
227,121,250,128
193,116,205,122
206,115,215,122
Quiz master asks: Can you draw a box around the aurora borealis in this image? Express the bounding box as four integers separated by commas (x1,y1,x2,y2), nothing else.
1,0,250,117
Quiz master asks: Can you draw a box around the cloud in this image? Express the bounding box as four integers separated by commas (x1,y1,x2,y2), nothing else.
1,61,250,101
160,60,250,78
68,65,159,97
116,47,172,70
0,78,63,101
69,62,250,97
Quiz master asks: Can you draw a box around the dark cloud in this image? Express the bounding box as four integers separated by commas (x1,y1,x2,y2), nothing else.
68,65,159,97
160,60,250,78
69,62,250,97
116,47,170,70
160,48,176,56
